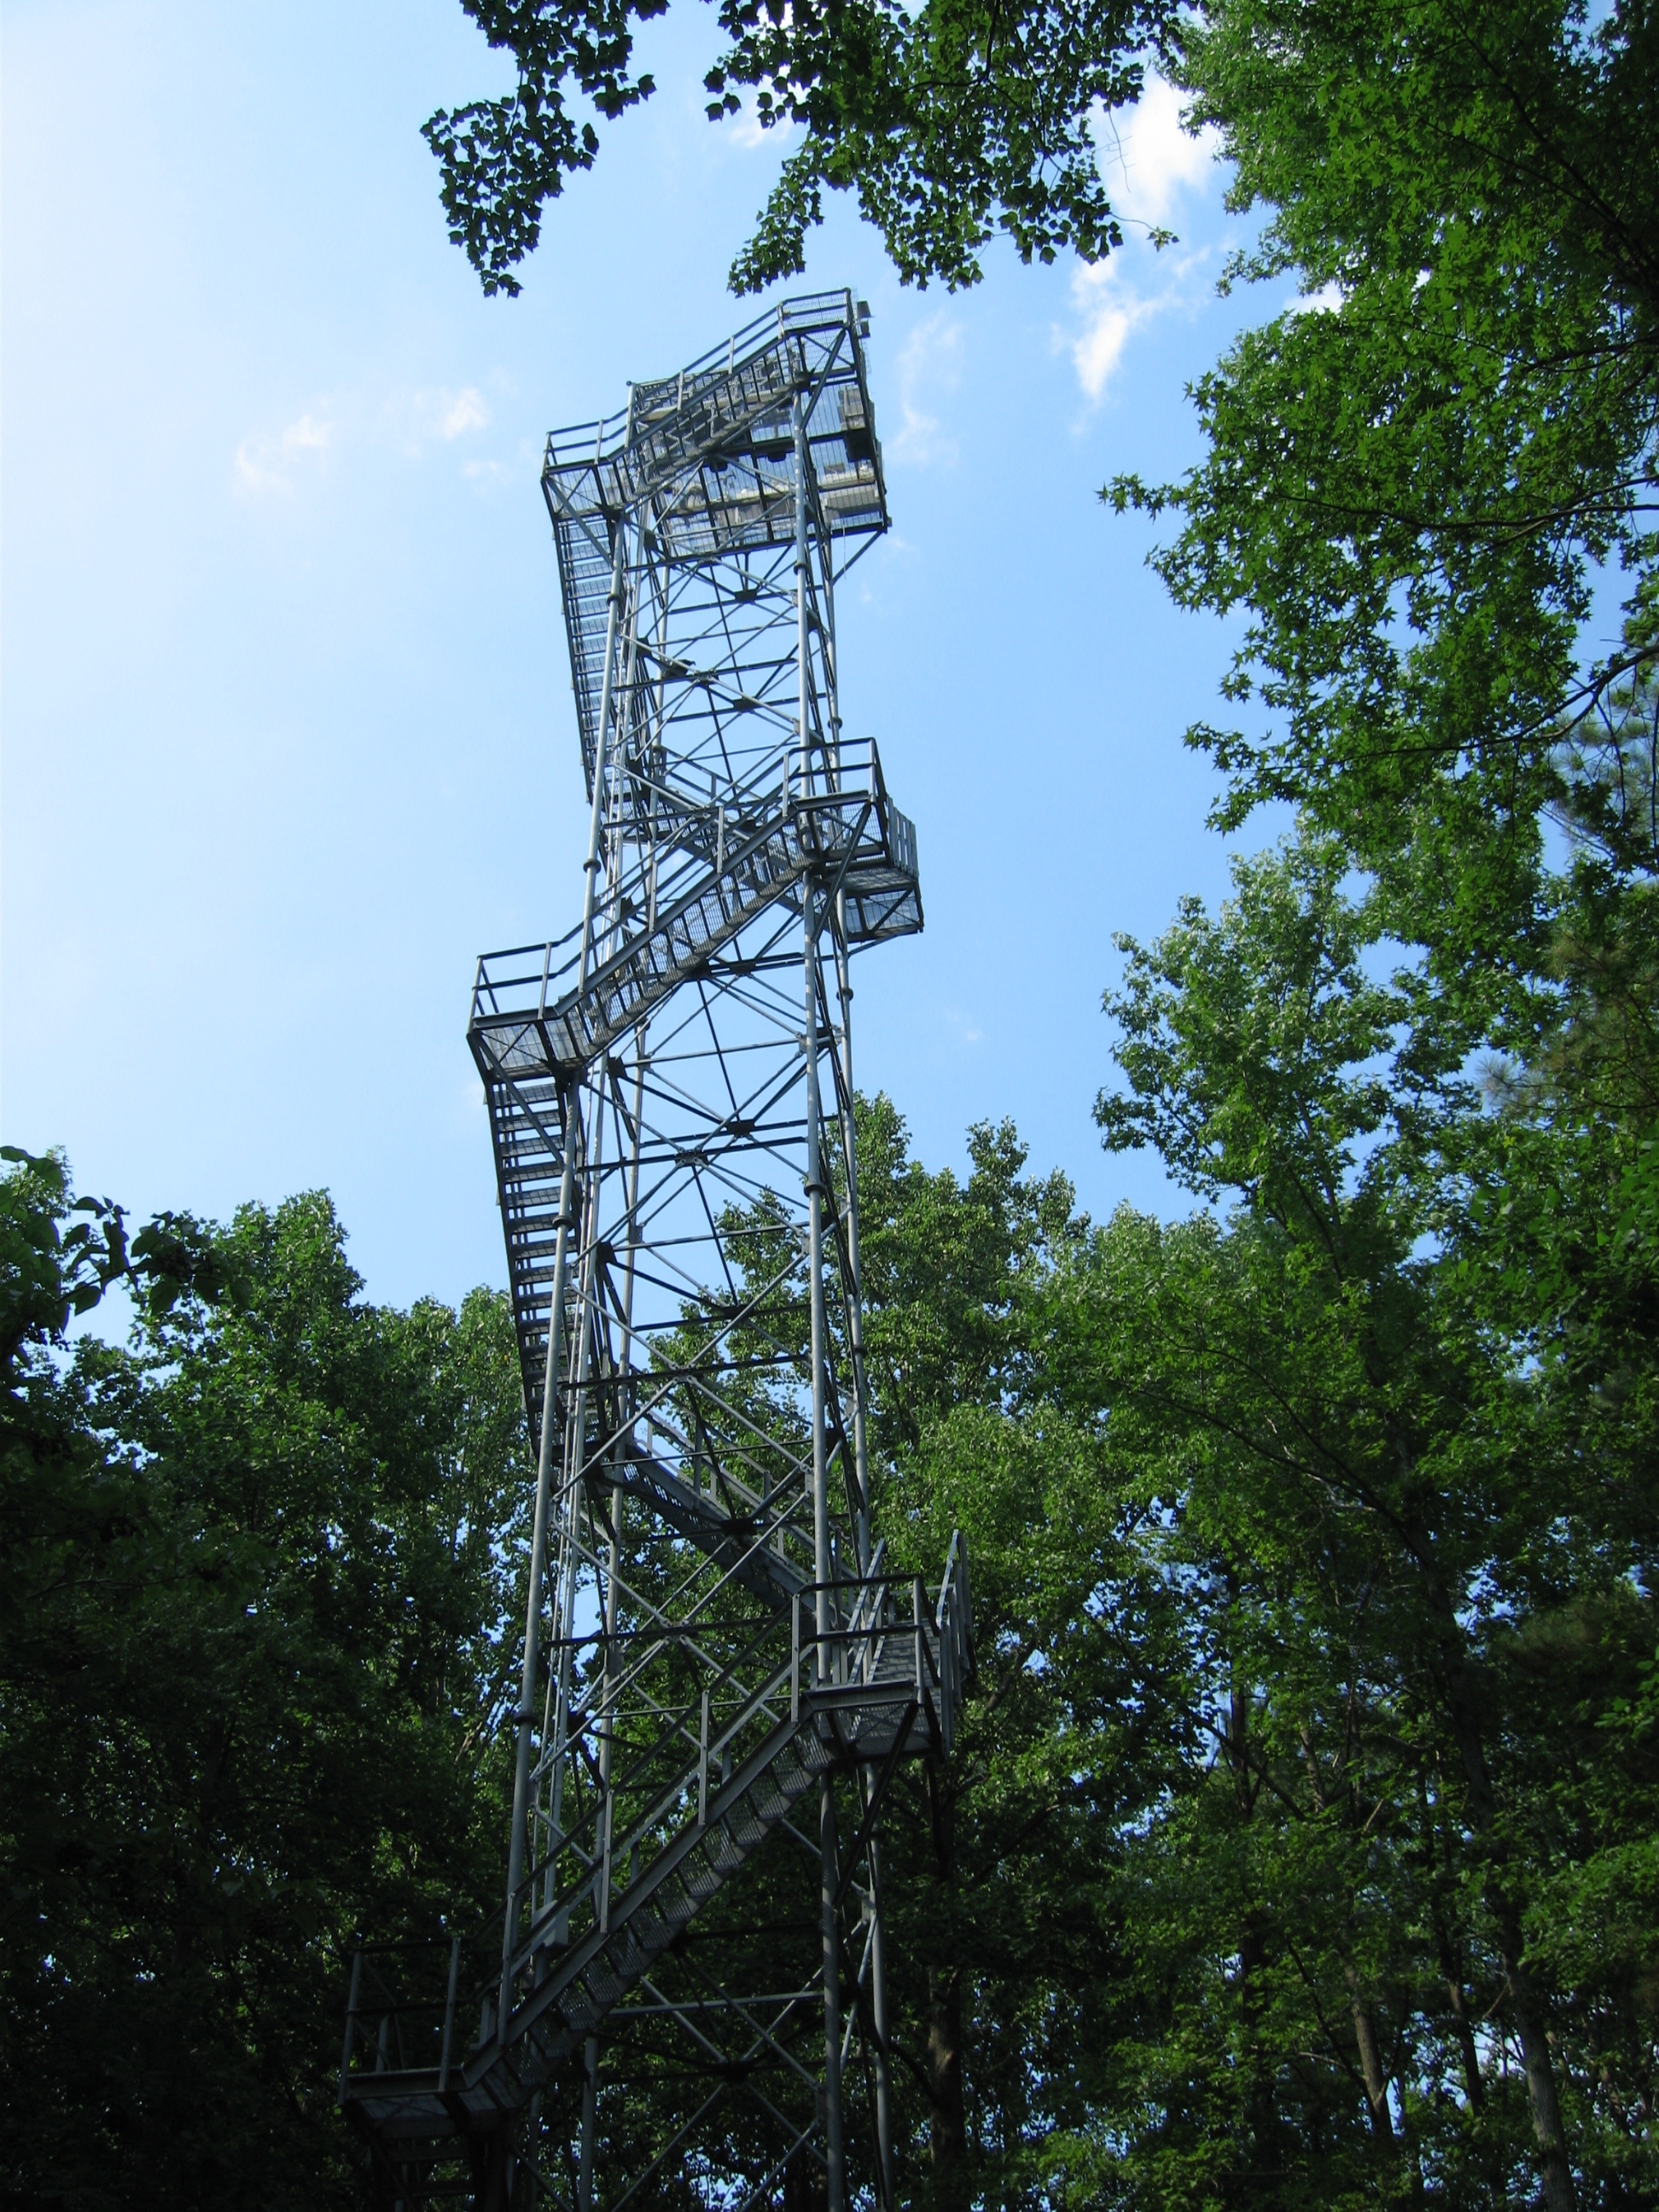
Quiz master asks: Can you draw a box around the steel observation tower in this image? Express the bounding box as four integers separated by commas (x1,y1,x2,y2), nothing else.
340,290,971,2212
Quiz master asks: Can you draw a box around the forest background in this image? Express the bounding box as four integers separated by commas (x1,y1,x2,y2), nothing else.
3,1,1656,2209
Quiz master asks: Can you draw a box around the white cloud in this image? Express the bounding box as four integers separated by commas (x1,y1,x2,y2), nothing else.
439,387,490,438
1066,249,1213,402
1069,260,1163,400
1094,73,1220,228
386,384,492,453
234,410,330,494
726,95,796,153
1287,278,1344,317
1054,72,1229,402
233,382,492,494
886,313,963,468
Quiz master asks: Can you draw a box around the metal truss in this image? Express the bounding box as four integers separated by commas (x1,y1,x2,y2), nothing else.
341,291,970,2212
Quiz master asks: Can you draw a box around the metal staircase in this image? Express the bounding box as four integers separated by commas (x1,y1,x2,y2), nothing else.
469,735,917,1402
342,1551,970,2206
341,292,964,2212
472,736,918,1088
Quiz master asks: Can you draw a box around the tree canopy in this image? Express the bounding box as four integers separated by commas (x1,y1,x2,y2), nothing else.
0,1150,529,2209
1075,3,1659,2199
424,0,1169,294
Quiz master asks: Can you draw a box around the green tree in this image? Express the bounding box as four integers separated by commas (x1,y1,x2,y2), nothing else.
594,1054,1656,2209
425,0,1172,294
0,1153,528,2210
853,1102,1105,2209
1083,9,1659,2198
1053,835,1659,2209
1114,0,1656,893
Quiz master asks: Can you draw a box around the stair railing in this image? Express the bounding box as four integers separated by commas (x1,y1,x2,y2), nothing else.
471,736,912,1060
338,1540,970,2106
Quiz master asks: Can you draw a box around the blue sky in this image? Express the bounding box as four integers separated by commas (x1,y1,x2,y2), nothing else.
3,0,1290,1310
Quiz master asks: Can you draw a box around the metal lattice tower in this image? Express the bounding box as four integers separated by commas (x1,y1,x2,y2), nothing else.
341,290,970,2212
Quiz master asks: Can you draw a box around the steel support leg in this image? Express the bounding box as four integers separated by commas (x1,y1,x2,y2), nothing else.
867,1833,895,2209
819,1777,847,2212
502,521,628,2021
798,370,847,2212
578,2035,599,2212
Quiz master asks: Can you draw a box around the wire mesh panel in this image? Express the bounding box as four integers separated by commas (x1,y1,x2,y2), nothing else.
341,291,967,2212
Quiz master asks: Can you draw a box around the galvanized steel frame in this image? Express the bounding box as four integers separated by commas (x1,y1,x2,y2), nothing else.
339,291,956,2212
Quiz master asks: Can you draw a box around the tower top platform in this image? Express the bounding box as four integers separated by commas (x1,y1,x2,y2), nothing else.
542,287,887,550
538,287,892,806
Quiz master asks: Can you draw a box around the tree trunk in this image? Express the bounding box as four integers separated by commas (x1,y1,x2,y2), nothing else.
1494,1894,1577,2212
1300,1725,1405,2181
1434,1919,1485,2114
783,2155,829,2212
1237,1906,1280,2174
1342,1961,1399,2145
919,1757,969,2212
1414,1541,1576,2212
1392,2052,1427,2209
925,1965,969,2212
1227,1669,1280,2177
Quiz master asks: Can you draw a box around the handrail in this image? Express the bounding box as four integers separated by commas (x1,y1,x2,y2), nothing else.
339,1542,970,2108
517,1561,958,1910
508,1563,939,1961
470,737,913,1062
543,291,868,485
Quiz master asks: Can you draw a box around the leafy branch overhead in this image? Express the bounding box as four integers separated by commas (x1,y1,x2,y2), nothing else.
425,0,1166,295
0,1144,234,1368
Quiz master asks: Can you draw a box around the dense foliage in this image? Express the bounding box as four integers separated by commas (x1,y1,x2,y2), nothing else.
824,1047,1657,2212
424,0,1165,294
0,1151,528,2209
1086,8,1658,2198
